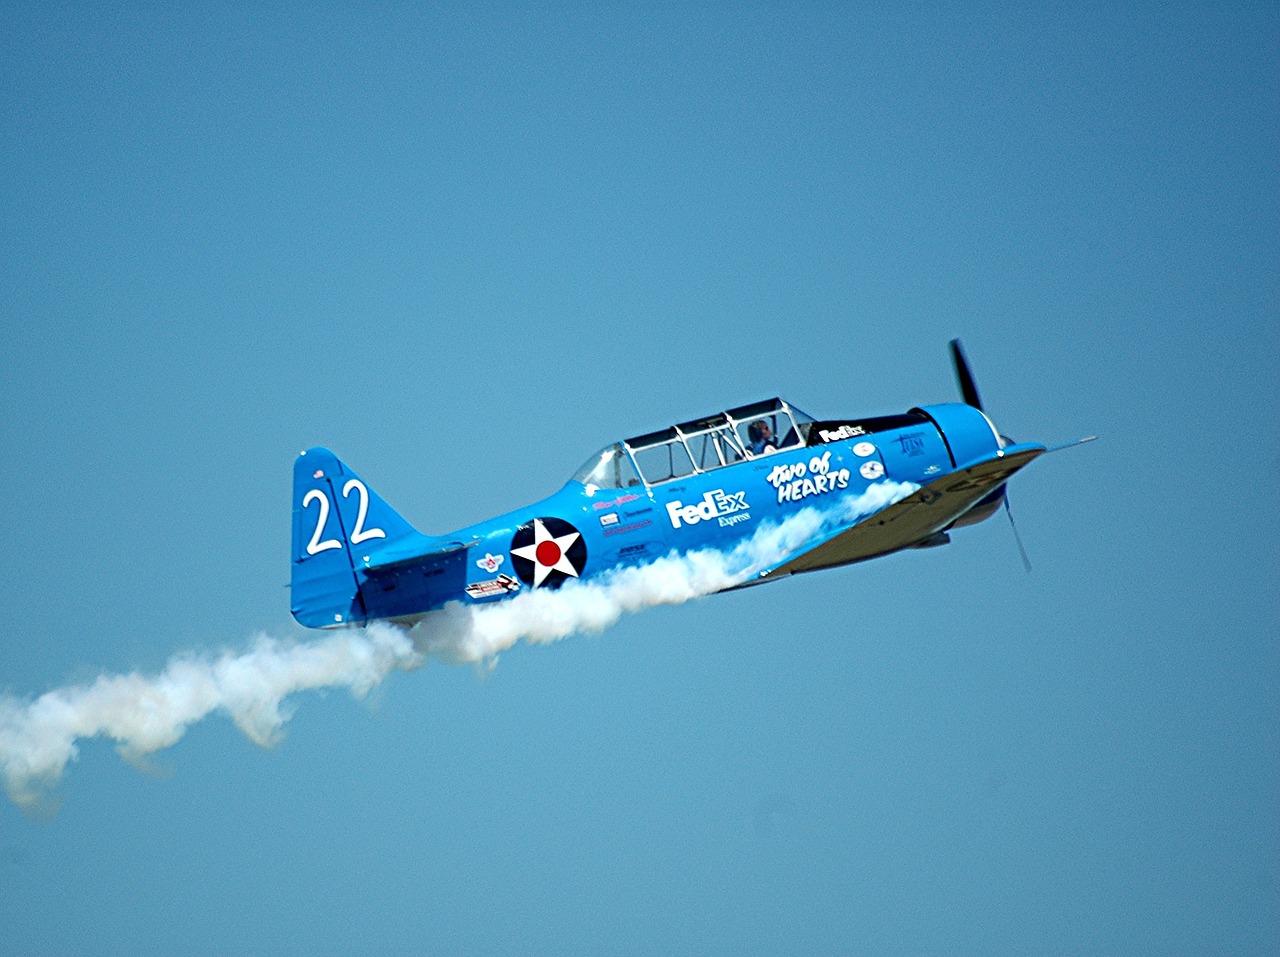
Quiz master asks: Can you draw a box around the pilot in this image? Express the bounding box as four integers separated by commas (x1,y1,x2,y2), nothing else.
747,419,779,455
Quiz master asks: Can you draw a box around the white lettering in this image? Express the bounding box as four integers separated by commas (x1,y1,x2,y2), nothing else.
302,490,342,555
667,489,751,529
343,479,386,545
766,456,852,505
818,425,866,442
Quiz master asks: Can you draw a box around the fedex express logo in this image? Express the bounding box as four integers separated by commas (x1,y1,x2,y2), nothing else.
666,489,750,529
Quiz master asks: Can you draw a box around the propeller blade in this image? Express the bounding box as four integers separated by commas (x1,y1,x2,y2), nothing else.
1004,495,1032,574
949,338,984,411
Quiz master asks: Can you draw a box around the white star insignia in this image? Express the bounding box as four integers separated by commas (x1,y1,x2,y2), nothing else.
511,519,582,586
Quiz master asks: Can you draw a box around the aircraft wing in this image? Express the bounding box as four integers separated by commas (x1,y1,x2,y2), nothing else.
756,444,1047,580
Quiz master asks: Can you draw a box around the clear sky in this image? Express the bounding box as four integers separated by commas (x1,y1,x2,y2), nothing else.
1,4,1276,955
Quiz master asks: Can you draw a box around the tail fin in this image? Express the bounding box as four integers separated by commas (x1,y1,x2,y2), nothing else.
290,448,418,628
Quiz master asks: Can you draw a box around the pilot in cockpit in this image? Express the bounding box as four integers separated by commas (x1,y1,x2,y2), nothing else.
747,419,779,455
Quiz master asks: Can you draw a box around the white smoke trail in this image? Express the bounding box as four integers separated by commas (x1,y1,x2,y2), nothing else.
414,480,918,663
0,625,422,810
0,480,916,810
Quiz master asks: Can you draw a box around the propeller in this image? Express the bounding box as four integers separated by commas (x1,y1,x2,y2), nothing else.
948,338,1031,572
949,339,984,411
1003,497,1033,573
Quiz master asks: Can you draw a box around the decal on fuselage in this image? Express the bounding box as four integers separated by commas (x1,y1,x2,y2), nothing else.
860,461,885,480
604,518,653,537
814,424,867,443
895,432,926,456
592,493,642,511
510,517,587,588
766,450,852,504
666,489,750,529
465,574,522,599
476,552,505,573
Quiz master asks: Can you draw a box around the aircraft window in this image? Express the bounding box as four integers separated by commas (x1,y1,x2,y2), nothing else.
621,398,815,483
629,435,697,485
726,398,812,456
786,404,817,444
677,415,746,471
571,443,642,489
736,416,782,455
681,426,745,470
727,398,782,423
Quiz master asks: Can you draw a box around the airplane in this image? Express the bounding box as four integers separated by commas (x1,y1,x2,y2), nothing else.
290,341,1093,628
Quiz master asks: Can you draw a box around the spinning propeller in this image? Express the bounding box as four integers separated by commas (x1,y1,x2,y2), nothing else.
948,339,1033,573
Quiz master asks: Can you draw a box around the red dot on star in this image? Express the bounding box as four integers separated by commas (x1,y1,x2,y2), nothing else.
536,541,562,566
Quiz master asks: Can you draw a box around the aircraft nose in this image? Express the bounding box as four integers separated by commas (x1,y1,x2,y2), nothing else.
910,403,1002,469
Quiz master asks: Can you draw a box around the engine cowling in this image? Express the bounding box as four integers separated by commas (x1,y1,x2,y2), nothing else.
910,402,1006,528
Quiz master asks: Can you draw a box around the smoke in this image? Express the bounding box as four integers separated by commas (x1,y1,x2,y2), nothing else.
417,480,918,663
0,625,422,811
1,480,916,810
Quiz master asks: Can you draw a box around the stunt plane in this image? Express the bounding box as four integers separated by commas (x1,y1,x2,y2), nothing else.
291,342,1091,628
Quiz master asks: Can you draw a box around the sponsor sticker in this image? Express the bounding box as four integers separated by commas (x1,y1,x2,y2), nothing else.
465,574,522,599
599,512,620,527
604,518,653,536
666,489,750,529
476,552,504,573
860,461,885,480
853,441,876,457
592,493,641,511
609,541,660,564
817,424,867,442
895,431,925,457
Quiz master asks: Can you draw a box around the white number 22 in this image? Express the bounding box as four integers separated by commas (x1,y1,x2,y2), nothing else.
302,479,386,556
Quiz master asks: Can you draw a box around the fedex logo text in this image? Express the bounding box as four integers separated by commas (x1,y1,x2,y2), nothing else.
666,490,750,529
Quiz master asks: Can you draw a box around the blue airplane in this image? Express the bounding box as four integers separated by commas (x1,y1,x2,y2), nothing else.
290,342,1092,628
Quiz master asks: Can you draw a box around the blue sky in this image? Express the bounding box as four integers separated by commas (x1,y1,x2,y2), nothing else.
1,4,1276,954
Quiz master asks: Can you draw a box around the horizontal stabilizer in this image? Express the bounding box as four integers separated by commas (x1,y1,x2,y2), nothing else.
355,541,478,622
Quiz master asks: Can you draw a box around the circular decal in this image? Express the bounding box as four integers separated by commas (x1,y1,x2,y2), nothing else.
860,461,885,480
853,441,876,457
510,517,587,588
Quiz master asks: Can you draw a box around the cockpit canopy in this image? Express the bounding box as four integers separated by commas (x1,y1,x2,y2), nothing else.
571,398,815,490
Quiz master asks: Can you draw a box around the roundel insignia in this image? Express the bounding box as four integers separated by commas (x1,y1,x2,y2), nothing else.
510,517,587,588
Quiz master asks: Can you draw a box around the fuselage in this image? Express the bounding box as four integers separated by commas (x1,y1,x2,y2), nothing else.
372,401,1003,621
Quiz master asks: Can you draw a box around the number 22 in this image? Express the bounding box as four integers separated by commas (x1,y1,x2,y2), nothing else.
302,480,386,555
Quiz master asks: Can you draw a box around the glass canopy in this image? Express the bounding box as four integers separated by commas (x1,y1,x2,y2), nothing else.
570,398,815,489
